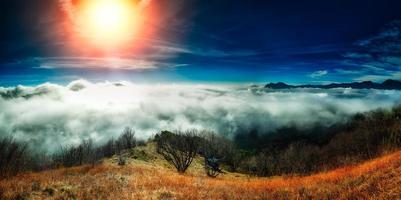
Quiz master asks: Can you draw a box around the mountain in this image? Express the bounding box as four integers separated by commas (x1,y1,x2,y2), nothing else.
265,79,401,90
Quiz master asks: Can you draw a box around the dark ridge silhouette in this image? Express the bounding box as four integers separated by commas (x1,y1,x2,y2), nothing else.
265,79,401,90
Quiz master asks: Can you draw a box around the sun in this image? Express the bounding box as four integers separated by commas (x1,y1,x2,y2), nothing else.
89,1,127,31
74,0,141,48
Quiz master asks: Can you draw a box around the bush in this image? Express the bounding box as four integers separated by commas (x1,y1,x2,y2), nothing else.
204,157,222,177
118,155,127,166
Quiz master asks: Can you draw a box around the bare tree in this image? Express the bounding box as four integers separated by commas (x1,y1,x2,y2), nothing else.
99,138,117,158
118,127,136,149
199,131,226,177
0,137,30,178
155,130,200,173
114,127,137,154
97,128,139,158
199,130,242,172
53,139,97,167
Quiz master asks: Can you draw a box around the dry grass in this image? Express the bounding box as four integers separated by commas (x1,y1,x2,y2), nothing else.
1,145,401,200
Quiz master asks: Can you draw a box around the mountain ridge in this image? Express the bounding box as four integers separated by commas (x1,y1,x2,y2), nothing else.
265,79,401,90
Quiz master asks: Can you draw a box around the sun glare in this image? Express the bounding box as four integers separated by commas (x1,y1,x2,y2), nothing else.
90,1,126,31
76,0,141,48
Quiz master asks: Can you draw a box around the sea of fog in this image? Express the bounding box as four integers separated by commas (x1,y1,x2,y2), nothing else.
1,79,401,152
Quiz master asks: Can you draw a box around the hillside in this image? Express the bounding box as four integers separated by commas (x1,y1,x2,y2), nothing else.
1,143,401,200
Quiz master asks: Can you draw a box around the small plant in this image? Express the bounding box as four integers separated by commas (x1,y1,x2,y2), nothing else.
31,181,41,191
118,155,127,166
205,157,222,178
43,187,55,196
158,191,174,200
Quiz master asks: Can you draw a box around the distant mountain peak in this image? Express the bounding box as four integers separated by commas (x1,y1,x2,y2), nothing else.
265,79,401,90
265,82,292,89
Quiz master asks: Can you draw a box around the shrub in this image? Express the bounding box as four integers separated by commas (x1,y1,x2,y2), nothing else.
118,155,127,166
204,157,222,177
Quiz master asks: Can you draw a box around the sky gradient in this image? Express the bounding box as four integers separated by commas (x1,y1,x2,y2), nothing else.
1,0,401,85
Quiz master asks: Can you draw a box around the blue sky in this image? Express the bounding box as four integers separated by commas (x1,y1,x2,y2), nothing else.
1,0,401,86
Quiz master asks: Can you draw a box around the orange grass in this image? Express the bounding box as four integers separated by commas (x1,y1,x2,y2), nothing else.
1,151,401,200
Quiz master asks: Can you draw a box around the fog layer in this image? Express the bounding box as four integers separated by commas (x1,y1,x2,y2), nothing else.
1,80,400,151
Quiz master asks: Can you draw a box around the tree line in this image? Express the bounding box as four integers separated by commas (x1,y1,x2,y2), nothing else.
154,105,401,176
1,106,401,179
0,127,141,178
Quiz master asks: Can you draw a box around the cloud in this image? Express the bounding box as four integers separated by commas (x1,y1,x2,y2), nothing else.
309,70,328,78
35,57,184,70
187,48,257,57
354,72,401,82
334,69,360,75
356,20,401,52
343,53,372,59
152,44,258,58
1,80,401,152
337,20,401,81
